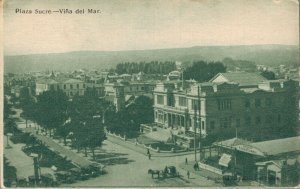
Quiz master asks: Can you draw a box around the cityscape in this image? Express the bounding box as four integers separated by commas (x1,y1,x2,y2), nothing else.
3,59,300,187
3,0,299,188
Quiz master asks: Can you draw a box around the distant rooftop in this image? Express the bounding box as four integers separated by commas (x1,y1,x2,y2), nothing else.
210,72,267,86
251,136,300,156
214,136,300,157
36,78,58,84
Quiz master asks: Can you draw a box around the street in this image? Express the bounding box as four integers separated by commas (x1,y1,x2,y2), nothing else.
60,140,219,187
5,107,219,187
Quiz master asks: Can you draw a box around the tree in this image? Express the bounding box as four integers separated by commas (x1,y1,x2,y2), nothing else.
86,118,106,160
68,90,110,157
126,95,154,128
106,95,154,137
183,61,226,82
4,97,17,135
19,88,36,128
55,120,71,145
35,90,68,136
261,70,276,80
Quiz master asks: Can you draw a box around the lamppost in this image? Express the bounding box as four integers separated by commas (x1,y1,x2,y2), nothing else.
29,153,40,186
5,133,13,149
102,104,114,125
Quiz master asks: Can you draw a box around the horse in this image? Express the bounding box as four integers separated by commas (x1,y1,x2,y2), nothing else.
148,169,161,179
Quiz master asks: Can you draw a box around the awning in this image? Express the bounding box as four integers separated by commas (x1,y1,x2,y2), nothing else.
219,153,232,167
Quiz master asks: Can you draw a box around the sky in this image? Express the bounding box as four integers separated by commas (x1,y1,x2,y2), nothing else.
3,0,299,55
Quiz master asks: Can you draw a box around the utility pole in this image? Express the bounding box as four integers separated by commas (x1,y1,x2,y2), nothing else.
197,85,202,162
181,68,184,90
193,105,197,162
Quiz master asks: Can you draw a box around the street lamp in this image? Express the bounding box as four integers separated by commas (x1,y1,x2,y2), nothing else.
102,104,114,125
29,153,40,186
5,133,13,149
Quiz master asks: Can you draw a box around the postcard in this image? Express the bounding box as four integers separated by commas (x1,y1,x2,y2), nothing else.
2,0,300,188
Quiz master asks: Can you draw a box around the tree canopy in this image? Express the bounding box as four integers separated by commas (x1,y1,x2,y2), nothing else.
35,89,68,135
183,61,226,82
115,61,176,75
260,70,276,80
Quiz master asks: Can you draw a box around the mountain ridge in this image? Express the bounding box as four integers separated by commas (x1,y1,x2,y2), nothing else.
4,44,299,73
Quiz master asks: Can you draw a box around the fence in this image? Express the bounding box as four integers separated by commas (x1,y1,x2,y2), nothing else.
106,131,188,154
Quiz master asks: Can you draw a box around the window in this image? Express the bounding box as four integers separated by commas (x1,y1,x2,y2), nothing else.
83,84,85,88
141,87,145,90
157,95,164,105
220,118,229,128
255,99,261,108
218,99,232,110
278,114,281,123
178,97,187,107
77,84,79,89
167,95,175,107
245,100,250,108
64,84,66,89
70,84,73,89
201,121,205,130
192,99,199,110
50,85,54,90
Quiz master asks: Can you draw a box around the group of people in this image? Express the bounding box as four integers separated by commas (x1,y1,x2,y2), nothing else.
185,157,200,179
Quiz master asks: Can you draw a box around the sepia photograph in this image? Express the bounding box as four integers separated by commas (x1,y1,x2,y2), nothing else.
2,0,300,187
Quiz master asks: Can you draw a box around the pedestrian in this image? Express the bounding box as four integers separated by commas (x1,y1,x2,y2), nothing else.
185,157,188,165
148,153,151,160
147,148,150,155
187,171,190,179
193,163,197,171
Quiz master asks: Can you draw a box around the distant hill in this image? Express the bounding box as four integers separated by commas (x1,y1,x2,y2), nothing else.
4,44,299,73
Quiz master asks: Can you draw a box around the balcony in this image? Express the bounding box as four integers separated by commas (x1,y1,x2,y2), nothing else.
154,104,188,113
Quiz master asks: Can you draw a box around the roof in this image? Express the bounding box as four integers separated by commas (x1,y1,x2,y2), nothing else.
213,137,250,148
241,88,265,93
63,79,83,84
251,137,300,156
210,72,267,86
36,78,58,84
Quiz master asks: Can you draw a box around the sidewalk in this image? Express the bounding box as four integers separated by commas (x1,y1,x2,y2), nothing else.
22,127,92,168
4,137,54,179
177,163,223,187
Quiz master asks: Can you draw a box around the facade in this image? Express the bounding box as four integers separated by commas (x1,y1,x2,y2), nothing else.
213,137,300,186
35,78,85,97
152,73,299,141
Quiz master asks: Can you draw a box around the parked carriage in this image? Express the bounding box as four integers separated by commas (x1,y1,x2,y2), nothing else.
54,171,75,184
162,166,180,178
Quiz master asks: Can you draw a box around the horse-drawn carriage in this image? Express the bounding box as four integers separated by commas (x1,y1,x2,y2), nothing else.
148,166,180,179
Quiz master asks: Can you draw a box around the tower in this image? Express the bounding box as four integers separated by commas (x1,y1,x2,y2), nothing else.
113,84,125,112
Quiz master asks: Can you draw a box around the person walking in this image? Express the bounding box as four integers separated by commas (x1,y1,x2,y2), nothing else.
187,171,190,179
148,153,151,160
185,157,188,165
